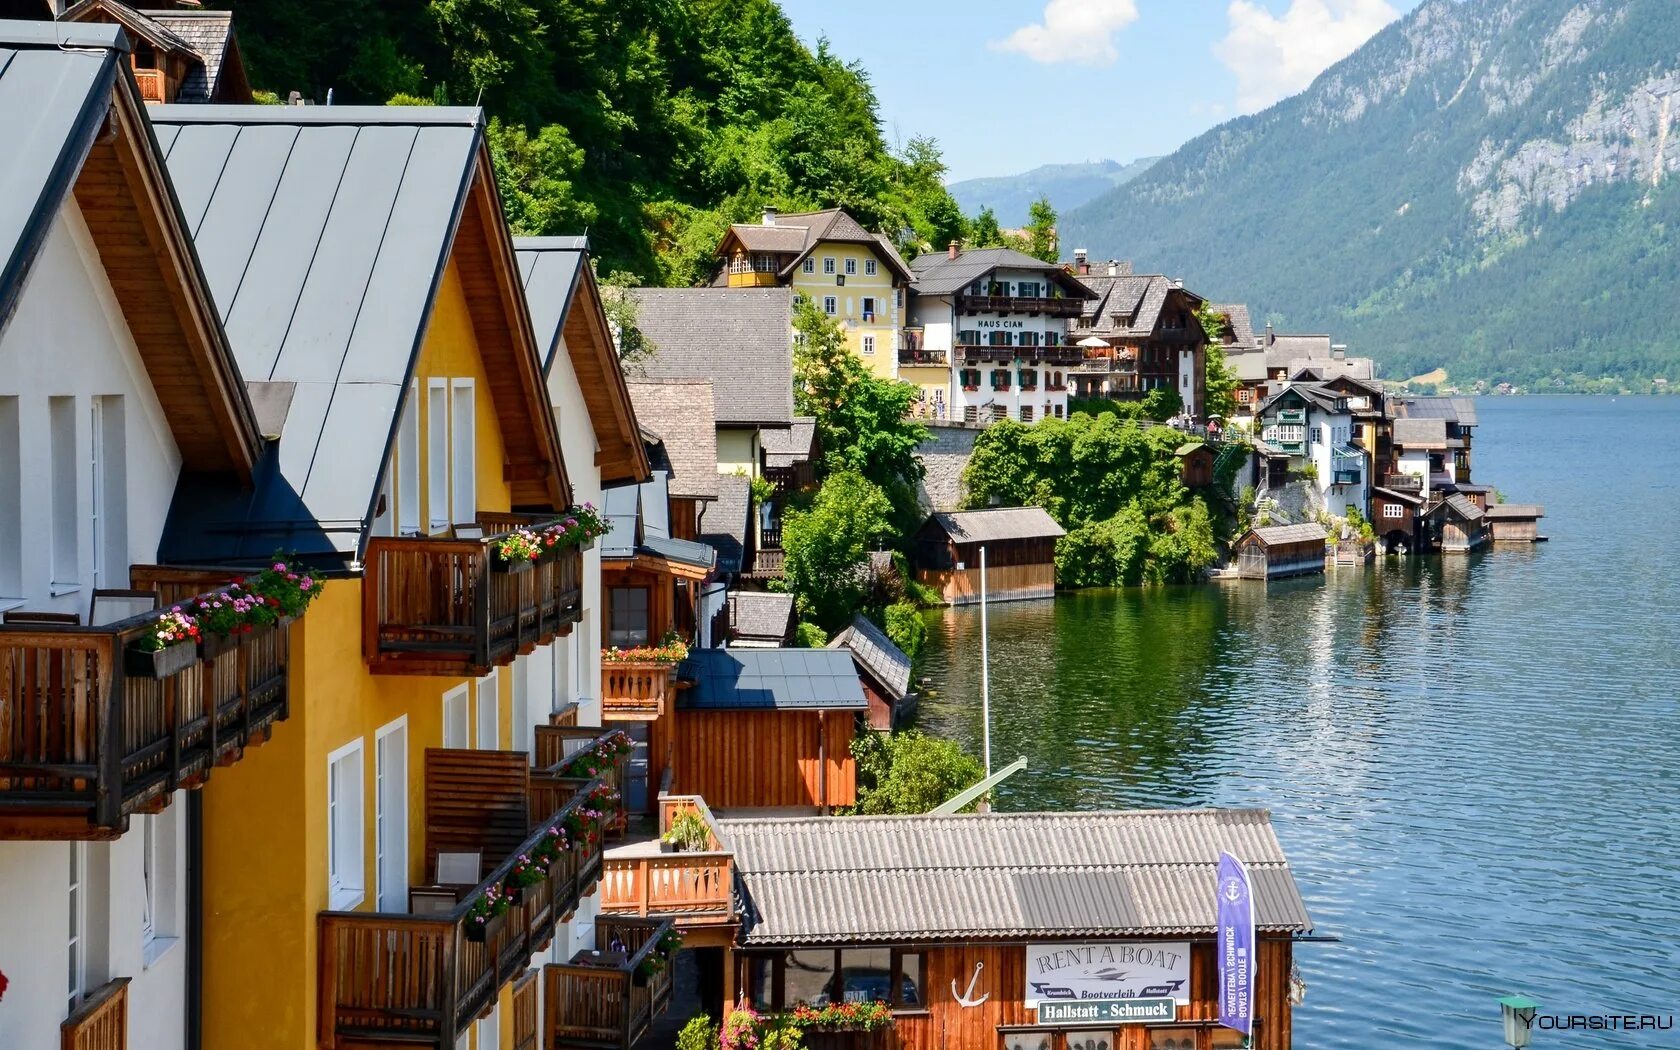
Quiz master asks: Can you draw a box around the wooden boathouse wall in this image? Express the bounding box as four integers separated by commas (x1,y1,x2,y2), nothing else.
672,709,856,809
919,562,1057,605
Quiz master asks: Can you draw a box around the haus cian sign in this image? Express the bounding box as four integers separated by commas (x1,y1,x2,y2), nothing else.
975,318,1027,329
1025,942,1191,1007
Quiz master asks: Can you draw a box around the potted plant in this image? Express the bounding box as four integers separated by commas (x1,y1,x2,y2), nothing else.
464,883,512,943
494,529,543,573
662,810,710,853
244,557,323,624
531,825,568,869
126,606,201,678
190,584,273,658
634,949,666,987
504,854,549,904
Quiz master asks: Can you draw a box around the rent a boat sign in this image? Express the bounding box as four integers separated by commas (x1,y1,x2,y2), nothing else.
1027,941,1191,1024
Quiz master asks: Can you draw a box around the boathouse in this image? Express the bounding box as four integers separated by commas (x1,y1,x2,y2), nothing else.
1485,503,1546,543
1177,440,1216,488
828,613,917,730
915,507,1066,604
1233,523,1328,579
1434,493,1489,554
721,809,1312,1050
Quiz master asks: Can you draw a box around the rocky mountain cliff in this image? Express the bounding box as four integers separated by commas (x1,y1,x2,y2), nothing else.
1063,0,1680,390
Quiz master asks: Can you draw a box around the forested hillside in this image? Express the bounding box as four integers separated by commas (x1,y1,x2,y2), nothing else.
948,158,1159,228
214,0,967,284
1063,0,1680,391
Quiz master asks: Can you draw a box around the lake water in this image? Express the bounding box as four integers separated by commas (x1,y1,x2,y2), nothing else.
916,396,1680,1049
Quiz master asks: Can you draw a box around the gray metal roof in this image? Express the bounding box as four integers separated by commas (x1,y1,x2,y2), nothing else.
728,590,796,644
909,246,1093,297
1392,417,1448,450
627,380,717,500
827,613,911,700
513,237,586,373
1248,523,1328,546
628,287,795,426
0,21,125,327
699,472,750,575
599,482,640,559
152,105,481,561
720,809,1311,945
642,532,716,571
677,648,866,711
927,506,1065,545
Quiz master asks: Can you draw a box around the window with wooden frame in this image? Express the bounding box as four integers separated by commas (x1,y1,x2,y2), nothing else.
608,586,651,648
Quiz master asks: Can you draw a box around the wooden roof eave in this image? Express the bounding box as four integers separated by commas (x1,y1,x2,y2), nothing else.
563,264,650,485
75,65,261,483
630,551,712,581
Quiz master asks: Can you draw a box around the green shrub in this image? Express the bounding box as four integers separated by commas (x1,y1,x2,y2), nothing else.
794,621,829,647
677,1015,718,1050
881,602,926,664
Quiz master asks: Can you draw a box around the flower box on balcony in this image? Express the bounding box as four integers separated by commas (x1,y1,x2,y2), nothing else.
465,908,505,943
125,638,198,679
494,555,537,574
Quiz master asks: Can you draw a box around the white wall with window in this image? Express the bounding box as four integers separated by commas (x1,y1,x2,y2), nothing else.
327,739,367,911
544,331,609,720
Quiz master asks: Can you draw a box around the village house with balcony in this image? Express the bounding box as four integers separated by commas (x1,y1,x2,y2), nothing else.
61,0,251,104
712,207,914,386
0,25,282,1049
1066,258,1207,417
909,245,1094,424
141,101,661,1050
1255,383,1369,522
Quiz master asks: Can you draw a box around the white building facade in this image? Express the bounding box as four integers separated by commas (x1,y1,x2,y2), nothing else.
1258,383,1370,521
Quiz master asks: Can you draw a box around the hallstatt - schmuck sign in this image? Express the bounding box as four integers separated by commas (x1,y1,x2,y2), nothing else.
1024,942,1191,1007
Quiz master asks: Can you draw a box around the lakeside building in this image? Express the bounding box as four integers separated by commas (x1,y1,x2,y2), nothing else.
721,809,1312,1050
1066,256,1208,417
61,0,251,104
913,507,1065,605
827,613,917,731
0,24,275,1048
908,246,1094,425
1233,523,1331,580
713,207,915,383
1254,383,1369,521
1258,328,1375,386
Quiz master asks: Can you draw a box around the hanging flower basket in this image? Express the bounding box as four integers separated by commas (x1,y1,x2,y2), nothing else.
126,638,198,679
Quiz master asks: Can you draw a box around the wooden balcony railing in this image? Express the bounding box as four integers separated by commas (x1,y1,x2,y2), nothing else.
747,546,786,580
600,659,678,721
533,725,631,834
317,772,607,1049
63,977,129,1050
364,514,584,676
959,344,1084,365
601,795,737,928
130,68,165,103
544,917,675,1050
897,347,947,367
1383,473,1424,492
954,294,1084,317
0,589,293,838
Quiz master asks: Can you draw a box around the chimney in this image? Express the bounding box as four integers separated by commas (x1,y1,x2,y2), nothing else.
1170,278,1184,289
1074,248,1088,275
761,207,778,226
1332,344,1347,360
1107,260,1118,277
948,240,961,261
1264,323,1274,346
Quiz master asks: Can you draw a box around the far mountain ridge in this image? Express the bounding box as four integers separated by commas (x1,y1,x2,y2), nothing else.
949,158,1161,229
1062,0,1680,390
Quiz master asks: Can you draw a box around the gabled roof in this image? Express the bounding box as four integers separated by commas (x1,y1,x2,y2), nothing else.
761,415,816,469
1246,523,1328,546
1263,332,1332,369
924,506,1065,545
728,591,796,645
1484,503,1544,520
676,648,867,711
153,105,569,563
1441,493,1485,523
1256,381,1344,416
627,379,717,500
1211,303,1258,349
1392,417,1448,450
1371,485,1424,507
721,808,1311,946
515,236,649,484
1071,273,1200,340
62,1,248,103
699,472,751,575
718,208,915,283
908,246,1094,297
0,20,259,480
629,287,795,427
1395,395,1478,427
827,614,911,701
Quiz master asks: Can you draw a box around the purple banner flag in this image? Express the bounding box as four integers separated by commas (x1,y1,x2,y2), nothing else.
1217,851,1255,1036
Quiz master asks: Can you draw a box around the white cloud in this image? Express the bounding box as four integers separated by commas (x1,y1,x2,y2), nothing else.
1215,0,1400,112
991,0,1141,66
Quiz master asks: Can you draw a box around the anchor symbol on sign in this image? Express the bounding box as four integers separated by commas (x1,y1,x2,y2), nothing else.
952,961,990,1007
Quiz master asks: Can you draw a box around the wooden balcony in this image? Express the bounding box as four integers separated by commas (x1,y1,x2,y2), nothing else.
1383,473,1424,493
745,546,787,581
317,759,609,1049
958,344,1084,366
130,68,165,103
954,294,1084,317
544,916,676,1050
601,794,737,932
600,660,678,721
0,591,293,839
897,347,948,367
364,514,584,676
533,724,631,835
63,977,128,1050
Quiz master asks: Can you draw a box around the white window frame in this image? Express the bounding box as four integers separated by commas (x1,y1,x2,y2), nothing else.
427,378,449,533
475,669,499,751
844,257,857,275
49,395,79,593
864,258,877,276
327,738,366,911
442,684,471,748
374,716,409,913
90,396,126,592
862,335,875,355
450,378,476,527
68,841,86,1011
801,257,814,274
398,380,420,534
140,813,157,948
0,396,21,603
1383,503,1406,520
822,257,835,275
823,296,837,316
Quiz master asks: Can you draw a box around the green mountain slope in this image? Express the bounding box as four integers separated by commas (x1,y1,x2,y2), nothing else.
949,158,1160,228
1062,0,1680,390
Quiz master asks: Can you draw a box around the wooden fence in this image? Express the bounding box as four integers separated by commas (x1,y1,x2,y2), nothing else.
62,977,128,1050
600,794,736,926
543,916,674,1050
600,659,677,721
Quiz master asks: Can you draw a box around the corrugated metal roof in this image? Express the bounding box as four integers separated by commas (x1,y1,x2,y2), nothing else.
628,380,717,499
728,591,796,643
677,648,866,711
1249,523,1328,546
928,506,1065,544
629,287,794,426
720,809,1311,945
828,613,911,700
152,105,481,560
0,21,123,326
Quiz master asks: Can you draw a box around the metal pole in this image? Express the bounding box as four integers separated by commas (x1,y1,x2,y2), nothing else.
980,544,991,780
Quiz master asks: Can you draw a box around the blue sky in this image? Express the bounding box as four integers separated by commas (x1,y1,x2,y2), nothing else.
779,0,1423,183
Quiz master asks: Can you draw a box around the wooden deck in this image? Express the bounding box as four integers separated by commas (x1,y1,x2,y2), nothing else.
363,513,583,676
0,591,294,838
